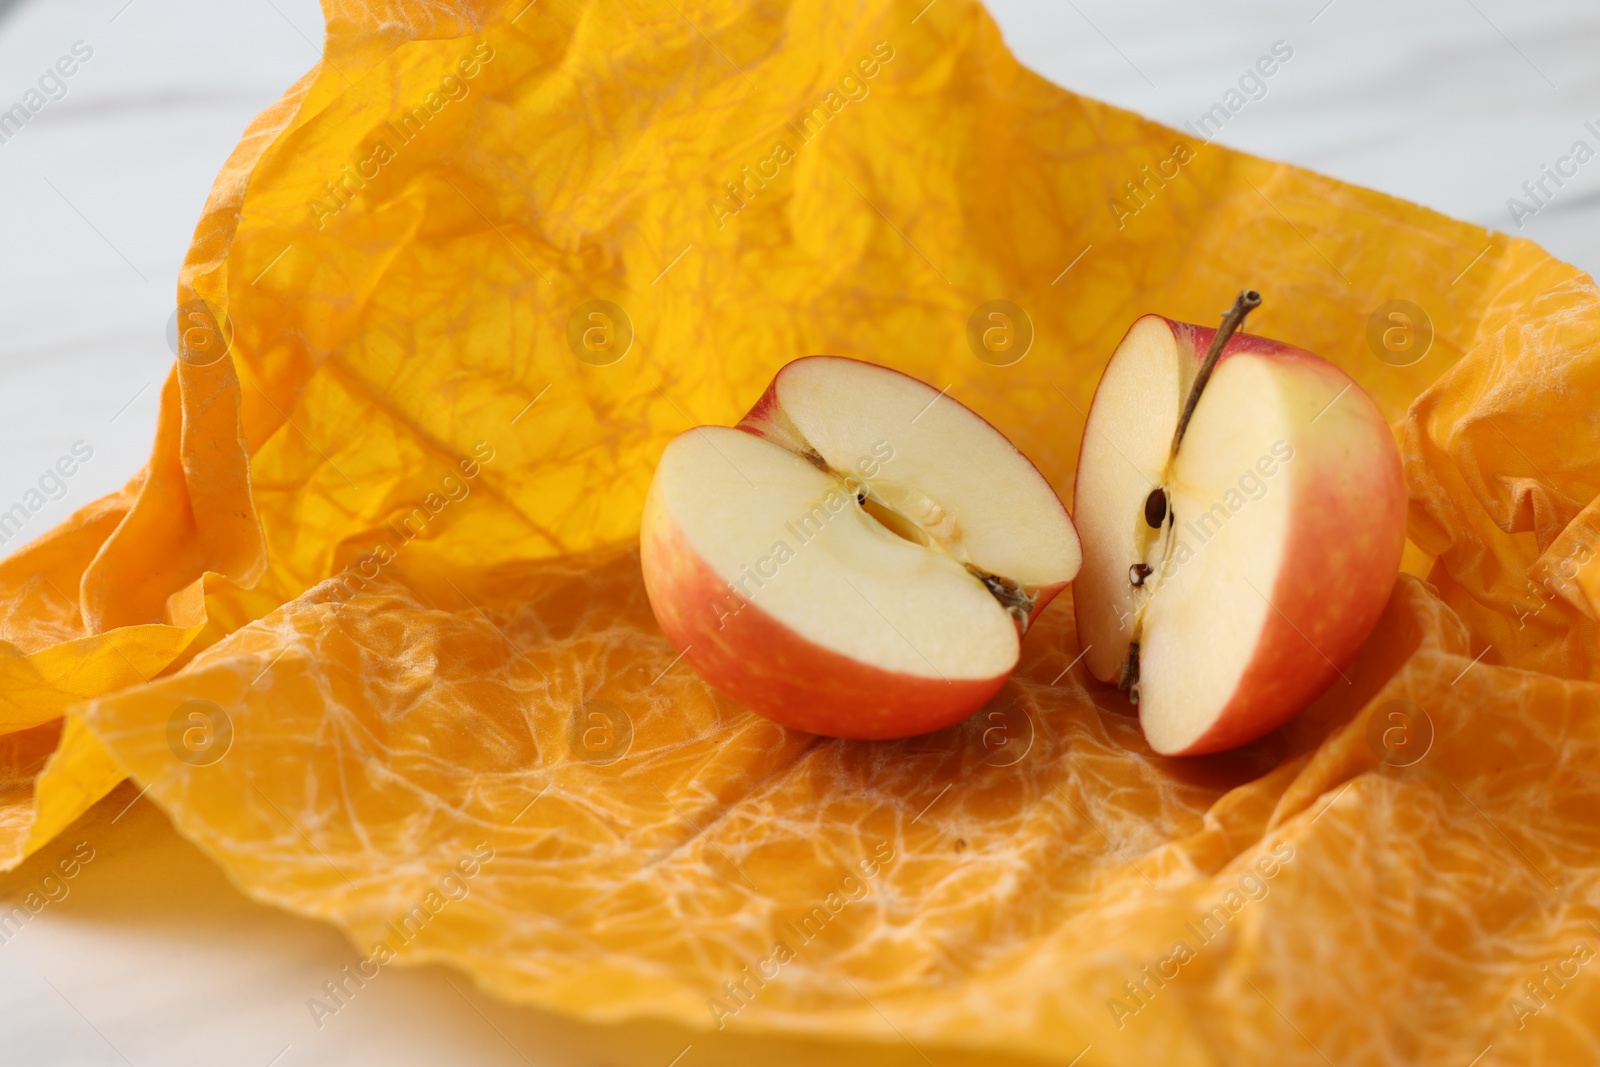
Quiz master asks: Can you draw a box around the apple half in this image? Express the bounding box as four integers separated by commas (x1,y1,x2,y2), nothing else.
641,356,1081,739
1073,303,1405,756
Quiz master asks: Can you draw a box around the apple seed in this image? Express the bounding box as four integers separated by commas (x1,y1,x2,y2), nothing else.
1143,487,1167,528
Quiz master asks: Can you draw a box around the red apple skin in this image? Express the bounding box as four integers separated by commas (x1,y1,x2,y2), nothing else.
734,375,810,454
640,504,1008,739
1074,316,1407,756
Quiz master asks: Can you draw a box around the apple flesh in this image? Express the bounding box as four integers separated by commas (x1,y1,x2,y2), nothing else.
1073,312,1405,756
641,355,1081,739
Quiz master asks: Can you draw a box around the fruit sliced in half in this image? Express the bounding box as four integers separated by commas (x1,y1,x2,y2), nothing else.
1073,299,1406,756
641,355,1081,739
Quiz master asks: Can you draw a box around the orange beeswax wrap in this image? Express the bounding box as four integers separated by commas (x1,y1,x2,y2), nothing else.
3,0,1600,1063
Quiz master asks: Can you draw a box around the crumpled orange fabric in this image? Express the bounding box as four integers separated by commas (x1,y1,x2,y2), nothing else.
4,0,1600,1063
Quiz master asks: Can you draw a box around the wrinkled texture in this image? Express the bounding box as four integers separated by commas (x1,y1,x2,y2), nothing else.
3,0,1600,1063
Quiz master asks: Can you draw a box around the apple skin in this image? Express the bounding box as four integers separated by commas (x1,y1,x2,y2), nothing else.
640,497,1008,739
1075,316,1407,756
735,376,811,455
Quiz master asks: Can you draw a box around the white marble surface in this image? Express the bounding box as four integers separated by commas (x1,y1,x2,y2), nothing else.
0,1,1595,1064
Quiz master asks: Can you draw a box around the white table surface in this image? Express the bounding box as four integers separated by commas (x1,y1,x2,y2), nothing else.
1,1,1596,1064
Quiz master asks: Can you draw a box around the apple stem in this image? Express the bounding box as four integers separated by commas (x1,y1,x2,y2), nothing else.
1169,289,1261,457
965,563,1037,633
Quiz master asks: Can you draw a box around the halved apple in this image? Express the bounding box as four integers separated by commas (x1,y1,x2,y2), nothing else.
641,356,1081,739
1073,299,1405,756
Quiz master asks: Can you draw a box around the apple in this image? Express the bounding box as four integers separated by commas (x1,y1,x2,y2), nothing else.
1073,292,1405,756
641,355,1081,739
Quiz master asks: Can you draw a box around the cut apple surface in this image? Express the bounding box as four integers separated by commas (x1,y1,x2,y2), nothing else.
1073,305,1406,756
641,356,1081,739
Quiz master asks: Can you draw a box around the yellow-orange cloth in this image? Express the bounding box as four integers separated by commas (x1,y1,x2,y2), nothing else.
2,1,1598,1063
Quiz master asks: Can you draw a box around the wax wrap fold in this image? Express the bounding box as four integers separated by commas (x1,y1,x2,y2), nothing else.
3,0,1600,1063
